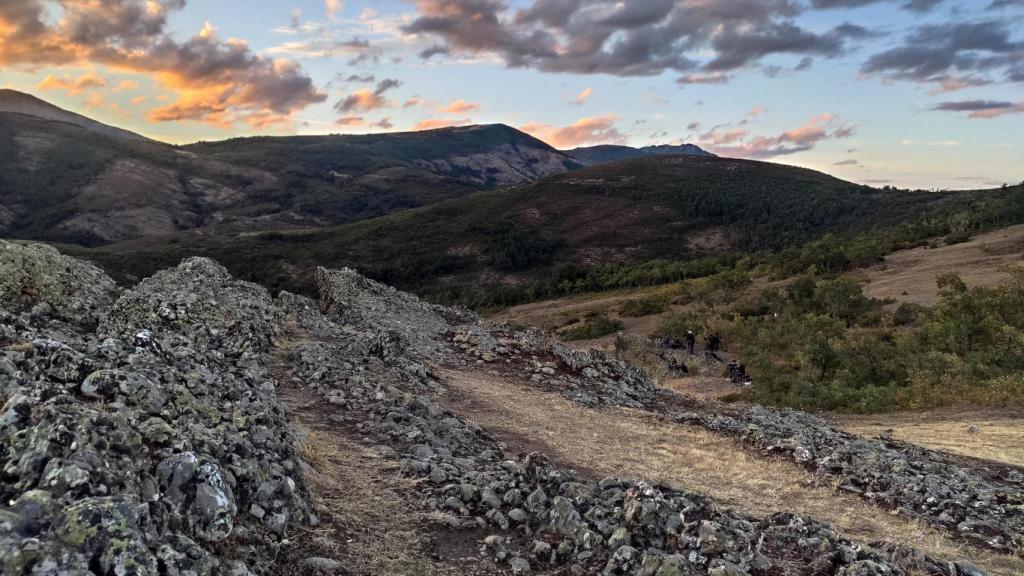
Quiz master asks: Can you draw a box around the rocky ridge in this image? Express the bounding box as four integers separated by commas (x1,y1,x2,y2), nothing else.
674,406,1024,556
0,242,1013,575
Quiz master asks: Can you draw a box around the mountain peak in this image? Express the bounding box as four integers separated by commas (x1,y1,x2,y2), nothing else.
0,89,148,142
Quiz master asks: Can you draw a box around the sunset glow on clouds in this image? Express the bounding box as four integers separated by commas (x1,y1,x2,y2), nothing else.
1,0,1022,188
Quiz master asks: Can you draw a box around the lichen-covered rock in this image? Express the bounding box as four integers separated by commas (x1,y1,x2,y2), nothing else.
1,252,310,575
0,240,118,325
100,257,281,355
674,403,1024,555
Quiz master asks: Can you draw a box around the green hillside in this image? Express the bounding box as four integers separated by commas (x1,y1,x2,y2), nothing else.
70,155,1023,306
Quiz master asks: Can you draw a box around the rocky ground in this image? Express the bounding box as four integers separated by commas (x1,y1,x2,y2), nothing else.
1,241,1019,575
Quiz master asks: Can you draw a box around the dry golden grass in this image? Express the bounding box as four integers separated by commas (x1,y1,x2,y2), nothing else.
860,224,1024,307
436,368,1024,576
831,409,1024,469
282,391,441,576
296,425,331,472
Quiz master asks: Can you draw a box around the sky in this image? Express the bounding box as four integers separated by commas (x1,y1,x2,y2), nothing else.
0,0,1022,190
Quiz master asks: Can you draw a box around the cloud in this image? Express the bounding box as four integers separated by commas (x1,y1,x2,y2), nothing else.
83,93,105,109
402,0,860,77
1,0,325,128
414,117,471,130
700,113,857,158
811,0,943,13
326,0,342,18
335,115,364,126
343,74,376,83
267,37,378,60
375,117,394,129
36,72,106,96
335,89,386,113
861,21,1024,90
572,87,592,105
335,78,402,113
374,78,402,95
403,96,426,108
677,72,730,85
438,99,480,113
834,159,859,166
520,114,626,148
930,99,1024,118
113,79,139,92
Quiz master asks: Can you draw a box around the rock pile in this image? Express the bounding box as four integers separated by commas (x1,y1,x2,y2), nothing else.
1,246,311,575
280,265,990,576
674,406,1024,556
0,244,1004,575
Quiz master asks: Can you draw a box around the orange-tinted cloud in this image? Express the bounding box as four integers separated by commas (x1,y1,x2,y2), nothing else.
36,72,106,95
335,115,364,126
83,93,105,109
572,87,592,106
414,117,471,131
326,0,343,18
335,89,387,112
1,0,325,128
113,80,139,92
438,99,480,114
520,115,625,149
700,113,856,158
335,78,401,113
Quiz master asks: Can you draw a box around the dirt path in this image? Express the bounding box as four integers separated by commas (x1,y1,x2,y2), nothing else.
661,375,743,400
861,224,1024,306
831,408,1024,469
435,367,1024,576
267,328,490,576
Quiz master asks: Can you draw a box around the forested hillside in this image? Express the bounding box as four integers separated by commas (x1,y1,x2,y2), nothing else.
70,156,1024,307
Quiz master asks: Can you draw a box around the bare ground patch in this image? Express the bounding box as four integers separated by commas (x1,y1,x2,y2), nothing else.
435,367,1024,576
830,408,1024,469
268,330,499,576
861,225,1024,306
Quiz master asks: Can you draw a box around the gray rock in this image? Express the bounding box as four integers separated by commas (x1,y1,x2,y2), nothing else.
301,557,343,572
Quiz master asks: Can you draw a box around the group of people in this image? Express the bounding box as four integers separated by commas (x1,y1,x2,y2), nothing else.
662,330,720,357
661,330,750,385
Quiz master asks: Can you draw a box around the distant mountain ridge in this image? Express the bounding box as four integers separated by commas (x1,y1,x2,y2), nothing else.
566,143,713,165
0,90,581,245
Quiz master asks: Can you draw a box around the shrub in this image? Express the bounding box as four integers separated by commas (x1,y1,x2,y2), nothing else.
563,312,623,341
620,296,669,317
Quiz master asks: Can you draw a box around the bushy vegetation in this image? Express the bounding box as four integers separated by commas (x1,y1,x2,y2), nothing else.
656,267,1024,413
563,312,623,341
69,153,1024,309
620,295,670,317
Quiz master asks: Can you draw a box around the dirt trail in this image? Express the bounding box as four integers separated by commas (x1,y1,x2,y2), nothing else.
861,224,1024,306
267,327,489,576
435,367,1024,576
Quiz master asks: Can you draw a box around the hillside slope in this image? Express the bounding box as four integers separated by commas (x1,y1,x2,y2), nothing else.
74,154,982,300
0,91,580,245
3,242,1020,575
0,88,148,142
